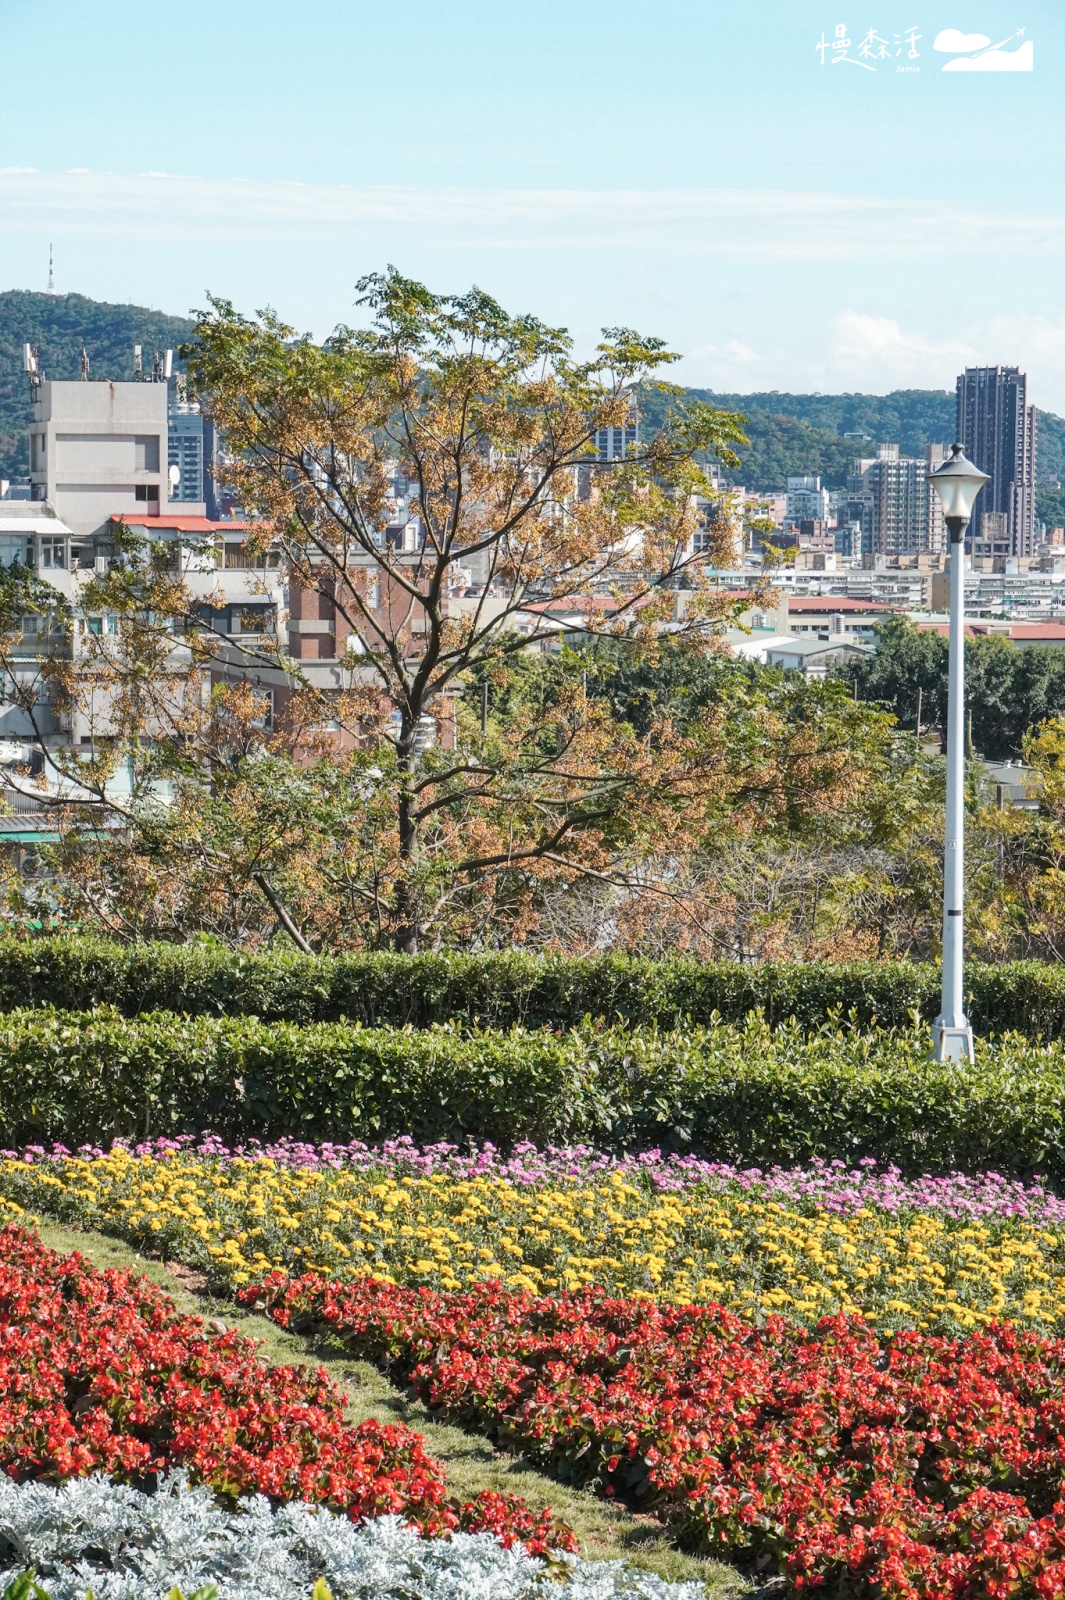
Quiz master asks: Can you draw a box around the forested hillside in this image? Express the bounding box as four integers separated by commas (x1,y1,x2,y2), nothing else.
640,383,1065,520
1,290,1063,524
0,291,194,483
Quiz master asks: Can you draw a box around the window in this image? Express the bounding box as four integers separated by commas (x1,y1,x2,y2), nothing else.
135,484,160,504
0,539,28,568
230,606,274,635
134,436,160,472
223,542,280,570
39,538,65,569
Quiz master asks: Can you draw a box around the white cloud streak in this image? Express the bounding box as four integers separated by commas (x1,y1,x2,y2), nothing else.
2,169,1065,260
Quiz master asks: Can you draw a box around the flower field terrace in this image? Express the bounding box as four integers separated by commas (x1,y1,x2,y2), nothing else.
6,1140,1065,1333
245,1272,1065,1599
0,1224,571,1554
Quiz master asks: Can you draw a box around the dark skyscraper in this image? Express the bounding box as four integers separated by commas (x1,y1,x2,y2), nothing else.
955,366,1037,558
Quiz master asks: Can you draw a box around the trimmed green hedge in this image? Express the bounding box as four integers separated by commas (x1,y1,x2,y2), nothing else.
4,1008,1065,1179
0,937,1063,1036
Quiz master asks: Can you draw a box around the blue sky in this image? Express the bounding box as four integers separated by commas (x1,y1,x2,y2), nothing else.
2,1,1063,405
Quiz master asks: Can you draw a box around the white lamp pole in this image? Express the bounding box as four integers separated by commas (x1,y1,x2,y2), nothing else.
927,443,990,1062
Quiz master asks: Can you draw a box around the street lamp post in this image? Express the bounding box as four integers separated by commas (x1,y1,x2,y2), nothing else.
927,443,990,1062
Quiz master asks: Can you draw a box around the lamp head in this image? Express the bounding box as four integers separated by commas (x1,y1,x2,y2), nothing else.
928,443,990,529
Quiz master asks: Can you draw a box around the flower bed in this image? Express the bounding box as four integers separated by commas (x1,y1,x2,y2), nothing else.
0,1473,700,1600
244,1272,1065,1599
20,1134,1065,1218
0,1225,570,1554
6,1143,1065,1332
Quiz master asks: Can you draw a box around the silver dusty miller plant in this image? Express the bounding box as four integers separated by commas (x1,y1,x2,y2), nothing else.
0,1473,710,1600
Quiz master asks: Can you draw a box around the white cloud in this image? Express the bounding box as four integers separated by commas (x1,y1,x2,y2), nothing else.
943,41,1033,71
672,337,761,388
0,169,1062,260
774,311,1065,414
830,313,975,385
933,29,991,51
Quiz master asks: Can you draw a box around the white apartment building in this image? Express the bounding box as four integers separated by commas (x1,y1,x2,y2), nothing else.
784,475,830,527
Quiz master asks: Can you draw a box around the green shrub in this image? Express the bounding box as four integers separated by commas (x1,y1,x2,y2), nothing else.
1,936,1064,1036
4,1007,1065,1180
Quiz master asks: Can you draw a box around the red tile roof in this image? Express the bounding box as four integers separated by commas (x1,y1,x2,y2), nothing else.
916,622,1065,642
1008,624,1065,641
111,515,258,533
787,597,900,613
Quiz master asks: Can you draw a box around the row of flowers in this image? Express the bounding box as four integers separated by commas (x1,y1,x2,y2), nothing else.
243,1270,1065,1600
0,1224,571,1555
13,1134,1065,1221
4,1144,1065,1331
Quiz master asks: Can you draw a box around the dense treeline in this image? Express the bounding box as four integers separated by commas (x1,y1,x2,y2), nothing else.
7,633,1065,962
849,617,1065,761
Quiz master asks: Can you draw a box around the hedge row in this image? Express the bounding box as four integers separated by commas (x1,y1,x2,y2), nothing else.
0,937,1064,1036
6,1008,1065,1179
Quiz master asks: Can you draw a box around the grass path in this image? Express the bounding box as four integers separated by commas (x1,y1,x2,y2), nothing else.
35,1221,750,1597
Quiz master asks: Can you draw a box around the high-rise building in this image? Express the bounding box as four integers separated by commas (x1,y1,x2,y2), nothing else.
844,444,946,557
955,366,1037,558
167,385,206,505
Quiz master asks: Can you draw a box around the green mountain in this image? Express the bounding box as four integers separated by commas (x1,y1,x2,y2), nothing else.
0,291,194,484
2,291,1063,526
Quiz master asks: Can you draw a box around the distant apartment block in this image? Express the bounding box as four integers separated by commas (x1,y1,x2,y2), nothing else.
784,475,829,527
845,444,947,558
956,366,1037,558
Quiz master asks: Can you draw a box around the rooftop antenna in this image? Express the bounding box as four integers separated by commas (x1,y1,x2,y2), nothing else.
23,343,42,395
163,349,173,380
47,244,55,297
133,343,143,380
79,347,89,381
